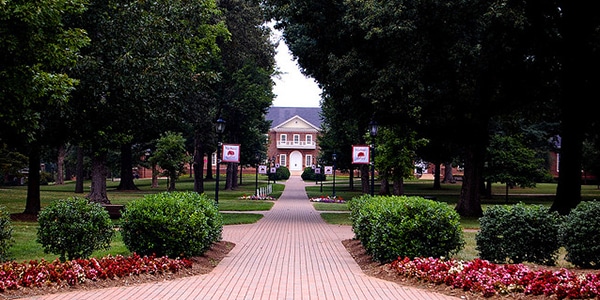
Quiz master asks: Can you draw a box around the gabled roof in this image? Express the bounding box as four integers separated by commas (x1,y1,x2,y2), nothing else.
265,106,322,129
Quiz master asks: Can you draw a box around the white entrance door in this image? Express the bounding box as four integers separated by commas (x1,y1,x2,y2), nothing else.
290,151,303,172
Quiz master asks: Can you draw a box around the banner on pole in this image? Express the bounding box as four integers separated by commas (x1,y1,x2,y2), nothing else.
258,165,267,174
352,145,370,164
222,144,241,163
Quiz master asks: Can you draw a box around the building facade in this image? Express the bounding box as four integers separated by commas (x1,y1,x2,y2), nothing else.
265,107,322,176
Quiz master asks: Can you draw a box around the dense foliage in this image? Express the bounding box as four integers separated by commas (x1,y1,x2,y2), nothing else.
37,197,115,261
0,208,14,262
559,200,600,268
301,167,326,181
476,203,562,266
121,192,223,258
349,195,464,263
269,166,290,181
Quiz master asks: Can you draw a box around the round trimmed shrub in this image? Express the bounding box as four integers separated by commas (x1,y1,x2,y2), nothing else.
301,167,326,181
37,197,114,261
350,195,464,264
0,207,14,262
270,166,290,181
559,200,600,268
476,202,561,265
121,191,223,258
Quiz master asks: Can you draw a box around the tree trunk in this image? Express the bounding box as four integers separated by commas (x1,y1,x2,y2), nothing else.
380,177,389,195
75,145,85,193
205,151,214,180
168,172,176,191
393,177,404,195
433,162,442,189
56,144,66,185
442,162,455,183
349,167,354,190
87,152,110,204
455,143,484,217
225,163,238,190
24,143,41,214
553,114,583,214
551,1,594,215
117,143,138,190
151,162,159,188
117,143,137,190
193,136,205,193
360,164,370,194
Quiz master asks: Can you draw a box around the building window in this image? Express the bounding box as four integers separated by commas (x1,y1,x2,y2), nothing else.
293,134,300,144
280,154,287,167
306,135,312,144
280,134,287,143
306,155,313,167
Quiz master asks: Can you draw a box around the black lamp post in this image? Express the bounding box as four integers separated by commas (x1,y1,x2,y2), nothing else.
369,120,378,196
255,151,260,196
214,117,226,204
332,152,337,197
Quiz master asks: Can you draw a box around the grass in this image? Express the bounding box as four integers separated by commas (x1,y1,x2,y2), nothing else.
1,175,280,262
2,175,599,263
312,176,600,263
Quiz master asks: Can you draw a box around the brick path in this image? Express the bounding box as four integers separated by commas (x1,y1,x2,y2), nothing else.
23,176,458,300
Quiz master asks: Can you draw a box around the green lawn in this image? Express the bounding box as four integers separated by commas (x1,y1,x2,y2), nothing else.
2,175,598,263
1,175,280,262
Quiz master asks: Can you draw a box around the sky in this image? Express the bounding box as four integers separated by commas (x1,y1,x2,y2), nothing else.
271,29,322,108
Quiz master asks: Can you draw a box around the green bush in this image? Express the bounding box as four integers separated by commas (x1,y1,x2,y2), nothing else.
0,207,14,262
301,167,326,181
559,200,600,268
270,166,290,181
121,191,223,258
37,197,115,261
348,195,377,245
476,203,561,266
349,195,464,264
39,171,54,185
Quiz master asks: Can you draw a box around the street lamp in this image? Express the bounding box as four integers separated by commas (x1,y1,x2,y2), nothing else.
214,117,226,204
369,120,378,196
332,152,337,197
255,151,260,196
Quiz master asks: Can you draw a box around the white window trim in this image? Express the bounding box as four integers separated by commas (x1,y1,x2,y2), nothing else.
293,134,300,145
280,154,287,167
306,155,313,167
306,134,312,143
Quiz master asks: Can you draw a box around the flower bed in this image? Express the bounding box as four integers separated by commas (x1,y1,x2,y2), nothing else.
0,253,192,292
390,257,600,299
309,196,345,203
239,195,277,201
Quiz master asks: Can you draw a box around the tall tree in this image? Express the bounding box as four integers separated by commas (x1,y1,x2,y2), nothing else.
215,0,276,191
1,0,89,214
69,0,228,202
551,1,600,214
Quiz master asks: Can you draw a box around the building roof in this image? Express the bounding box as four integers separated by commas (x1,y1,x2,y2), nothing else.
266,106,322,129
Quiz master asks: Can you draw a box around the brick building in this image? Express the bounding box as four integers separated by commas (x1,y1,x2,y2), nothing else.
265,107,322,176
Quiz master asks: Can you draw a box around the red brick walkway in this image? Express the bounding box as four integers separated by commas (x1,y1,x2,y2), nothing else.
24,176,458,300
